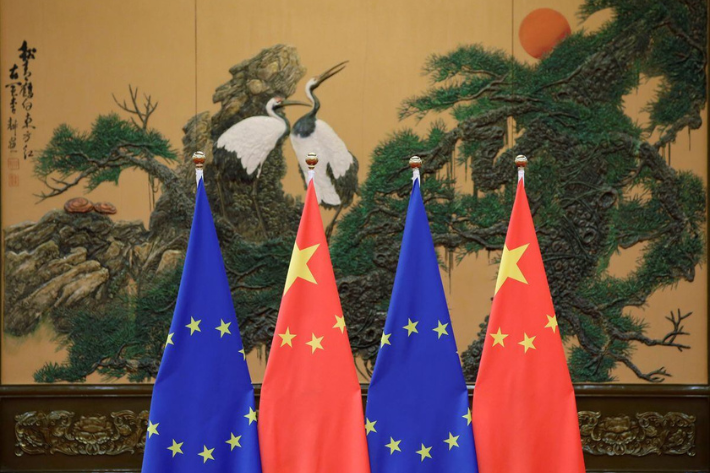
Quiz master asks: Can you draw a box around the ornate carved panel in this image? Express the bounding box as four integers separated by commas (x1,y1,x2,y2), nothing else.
579,411,696,457
14,410,149,457
14,408,697,459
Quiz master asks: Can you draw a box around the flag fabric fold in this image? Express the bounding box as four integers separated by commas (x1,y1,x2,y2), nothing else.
472,177,585,472
366,178,479,473
141,179,261,473
258,179,370,473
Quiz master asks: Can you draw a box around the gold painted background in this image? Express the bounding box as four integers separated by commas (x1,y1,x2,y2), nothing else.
1,0,706,384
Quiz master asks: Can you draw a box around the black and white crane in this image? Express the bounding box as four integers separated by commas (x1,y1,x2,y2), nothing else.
290,62,359,237
216,96,306,177
215,96,306,235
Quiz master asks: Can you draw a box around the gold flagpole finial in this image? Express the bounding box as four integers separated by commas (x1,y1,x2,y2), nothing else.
409,156,422,183
305,153,318,184
193,151,206,185
306,152,319,170
515,155,527,183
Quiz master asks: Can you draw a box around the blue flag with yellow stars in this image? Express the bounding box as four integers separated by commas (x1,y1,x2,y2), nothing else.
141,178,261,473
365,177,479,473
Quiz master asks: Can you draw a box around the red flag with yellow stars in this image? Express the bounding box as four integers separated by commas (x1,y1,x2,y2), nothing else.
472,176,586,473
259,178,371,473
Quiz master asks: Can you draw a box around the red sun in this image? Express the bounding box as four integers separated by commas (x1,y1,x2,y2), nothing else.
519,8,571,59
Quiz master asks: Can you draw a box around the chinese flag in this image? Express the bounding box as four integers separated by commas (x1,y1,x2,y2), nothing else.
472,178,585,472
259,179,371,473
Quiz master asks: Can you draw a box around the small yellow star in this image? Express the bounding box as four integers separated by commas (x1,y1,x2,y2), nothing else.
198,445,215,463
433,320,449,339
463,408,472,425
333,315,346,333
165,332,174,347
519,332,536,353
385,437,402,454
278,327,297,347
444,432,460,450
239,348,246,360
216,319,232,338
416,443,432,461
365,418,377,435
545,314,558,333
380,332,391,347
185,317,201,335
494,243,529,294
284,243,320,294
244,407,257,425
167,439,183,457
306,333,324,354
403,318,419,336
226,433,242,451
490,327,509,347
146,420,159,438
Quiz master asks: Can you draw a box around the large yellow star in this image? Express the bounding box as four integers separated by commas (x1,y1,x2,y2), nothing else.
365,418,377,435
198,445,215,463
490,327,509,347
385,437,402,454
403,318,419,336
306,333,324,353
519,332,536,353
278,327,297,347
167,439,183,457
545,314,558,333
416,443,432,461
433,320,449,339
494,244,529,294
380,332,392,347
283,243,320,294
463,408,472,426
185,317,201,335
444,432,460,450
333,315,346,334
244,407,257,425
146,420,159,438
215,319,232,338
226,433,242,450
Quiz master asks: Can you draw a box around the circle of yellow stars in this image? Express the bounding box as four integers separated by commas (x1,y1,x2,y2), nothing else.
148,405,256,463
367,409,471,460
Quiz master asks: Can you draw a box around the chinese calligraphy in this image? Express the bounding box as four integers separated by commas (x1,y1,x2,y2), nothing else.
6,40,36,161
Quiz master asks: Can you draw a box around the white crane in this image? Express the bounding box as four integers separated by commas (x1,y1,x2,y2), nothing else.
290,62,359,237
216,96,306,177
215,96,306,236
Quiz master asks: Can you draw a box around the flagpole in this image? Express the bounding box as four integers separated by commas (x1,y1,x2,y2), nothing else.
515,154,527,183
306,152,318,183
193,151,206,185
409,155,422,183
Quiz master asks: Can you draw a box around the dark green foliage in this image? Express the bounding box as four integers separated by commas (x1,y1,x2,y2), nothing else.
35,268,183,383
35,114,176,193
332,0,706,381
35,301,136,383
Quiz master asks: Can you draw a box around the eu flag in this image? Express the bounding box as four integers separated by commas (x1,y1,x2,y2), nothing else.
366,178,478,473
141,179,261,473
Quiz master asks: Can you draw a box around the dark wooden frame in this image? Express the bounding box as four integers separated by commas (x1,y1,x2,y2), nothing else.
1,12,709,473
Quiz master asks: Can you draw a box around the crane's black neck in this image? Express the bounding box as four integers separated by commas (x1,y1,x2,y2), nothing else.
274,108,291,136
292,86,320,137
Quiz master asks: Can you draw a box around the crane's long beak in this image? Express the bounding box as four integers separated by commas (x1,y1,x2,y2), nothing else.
279,100,310,107
313,61,348,87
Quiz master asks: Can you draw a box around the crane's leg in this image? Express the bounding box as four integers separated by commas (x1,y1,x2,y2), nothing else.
324,204,343,240
252,177,269,238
